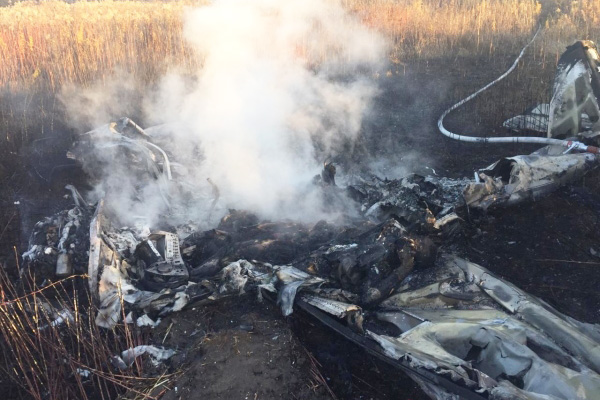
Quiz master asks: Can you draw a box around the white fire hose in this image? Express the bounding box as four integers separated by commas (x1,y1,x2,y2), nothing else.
437,26,600,154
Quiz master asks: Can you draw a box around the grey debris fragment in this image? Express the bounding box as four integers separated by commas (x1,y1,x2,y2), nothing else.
136,315,161,328
111,345,175,370
56,252,72,277
276,266,324,316
76,368,91,378
301,294,361,319
219,259,254,294
503,103,550,133
464,152,599,210
266,252,600,399
38,308,75,331
503,103,595,135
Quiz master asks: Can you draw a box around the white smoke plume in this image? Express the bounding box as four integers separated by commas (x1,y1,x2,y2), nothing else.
64,0,389,226
61,70,141,129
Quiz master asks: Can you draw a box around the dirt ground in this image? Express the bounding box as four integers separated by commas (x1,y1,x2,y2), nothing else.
154,296,331,400
1,54,600,399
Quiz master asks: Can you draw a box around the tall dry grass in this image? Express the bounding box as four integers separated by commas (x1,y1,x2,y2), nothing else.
0,268,178,399
0,0,598,164
0,0,205,92
346,0,600,72
1,0,599,92
346,0,542,63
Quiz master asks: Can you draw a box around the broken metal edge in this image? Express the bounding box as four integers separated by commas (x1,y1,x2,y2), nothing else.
88,199,105,300
291,296,487,400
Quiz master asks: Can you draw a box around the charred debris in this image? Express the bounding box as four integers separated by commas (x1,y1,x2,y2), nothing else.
13,41,600,399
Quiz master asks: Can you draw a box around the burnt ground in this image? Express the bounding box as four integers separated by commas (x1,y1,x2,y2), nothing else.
1,54,600,399
154,296,333,400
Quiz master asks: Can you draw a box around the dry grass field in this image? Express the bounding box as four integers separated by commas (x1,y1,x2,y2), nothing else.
0,0,201,91
1,0,599,89
0,0,597,147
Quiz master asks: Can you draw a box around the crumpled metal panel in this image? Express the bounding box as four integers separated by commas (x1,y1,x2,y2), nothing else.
266,253,600,399
503,103,595,135
463,152,599,209
548,41,600,139
503,103,550,133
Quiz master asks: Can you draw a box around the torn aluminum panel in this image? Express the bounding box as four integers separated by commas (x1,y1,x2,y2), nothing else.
301,294,361,319
88,200,111,301
275,266,325,316
27,196,212,329
149,231,185,265
265,254,600,399
464,152,599,209
367,256,600,399
503,103,550,133
503,103,594,135
368,321,600,399
449,256,600,373
95,259,142,328
94,259,193,329
301,294,364,332
548,41,600,139
89,201,197,328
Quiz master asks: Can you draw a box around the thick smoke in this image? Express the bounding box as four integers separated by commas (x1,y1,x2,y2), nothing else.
61,70,141,129
64,0,389,226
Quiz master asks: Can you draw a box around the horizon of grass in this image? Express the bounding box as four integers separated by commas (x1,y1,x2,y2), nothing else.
0,0,597,183
1,0,599,92
0,0,598,173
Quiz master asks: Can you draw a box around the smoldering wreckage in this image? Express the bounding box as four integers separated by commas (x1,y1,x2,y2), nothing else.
18,41,600,400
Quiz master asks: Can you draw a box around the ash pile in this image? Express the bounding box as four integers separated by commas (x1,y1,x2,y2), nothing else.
19,116,600,400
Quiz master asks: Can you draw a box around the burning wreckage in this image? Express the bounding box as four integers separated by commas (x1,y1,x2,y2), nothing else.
20,41,600,399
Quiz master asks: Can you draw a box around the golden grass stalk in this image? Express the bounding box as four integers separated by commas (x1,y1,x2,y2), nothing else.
0,0,598,145
0,0,598,93
0,268,172,399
